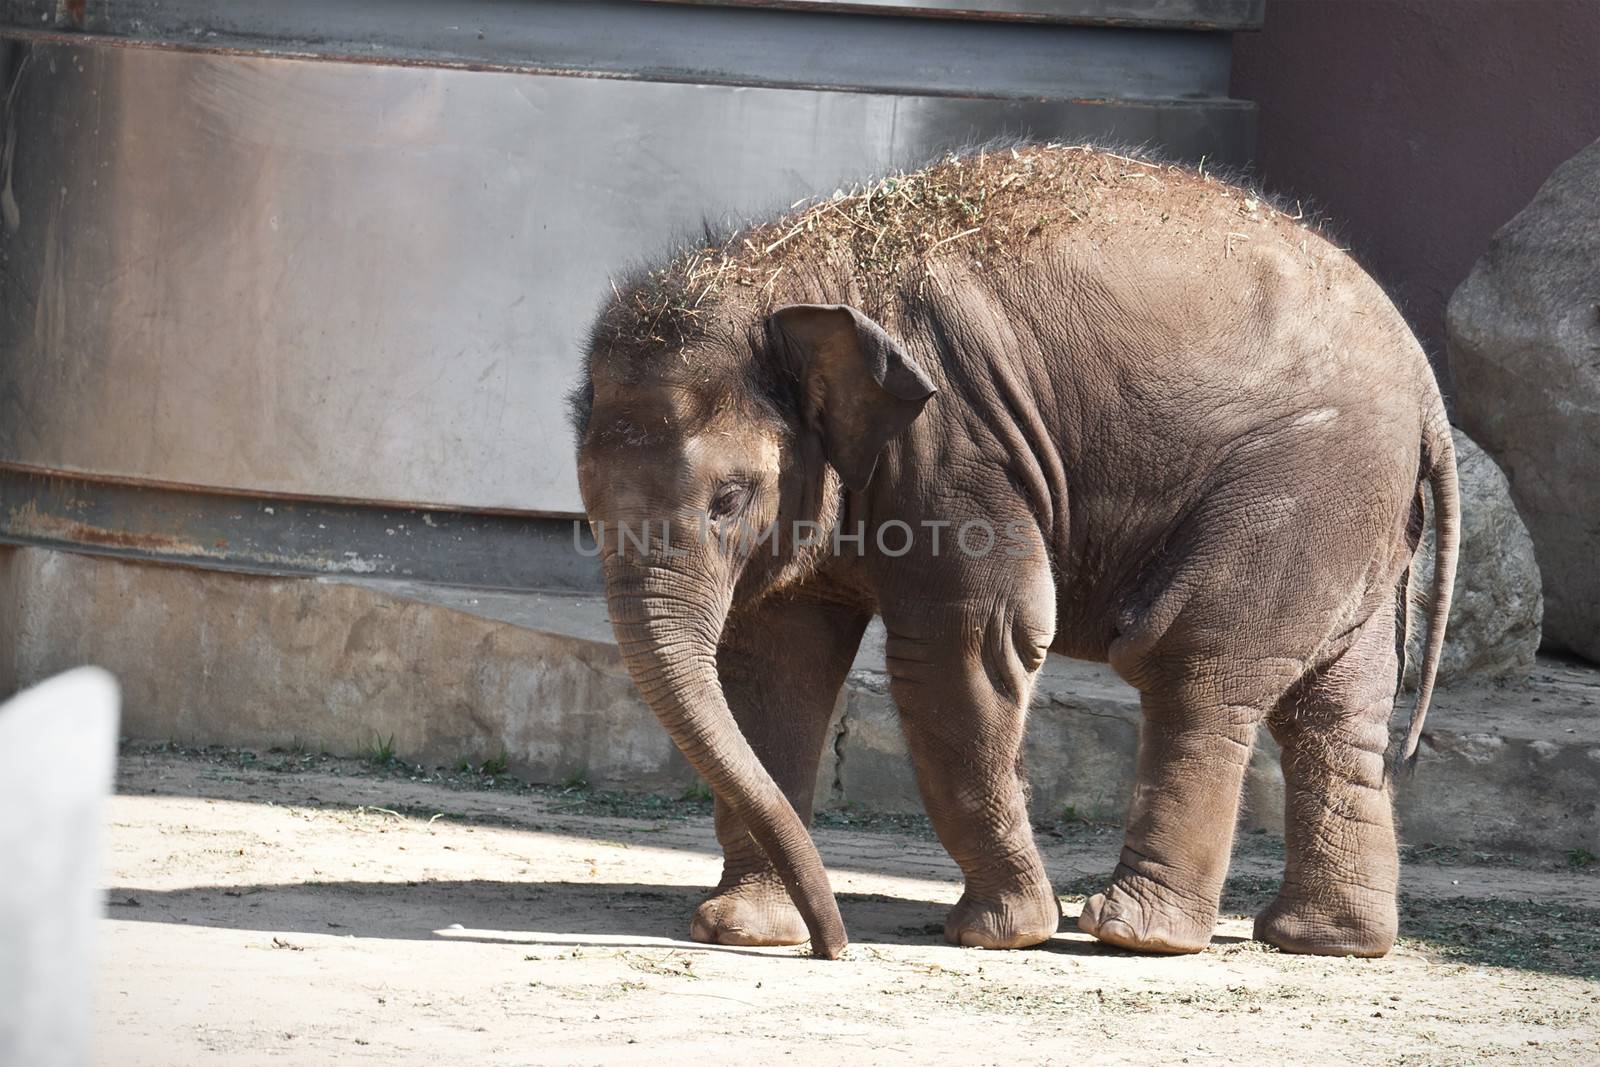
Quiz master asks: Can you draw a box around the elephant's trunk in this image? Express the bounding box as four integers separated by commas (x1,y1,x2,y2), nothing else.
602,558,847,959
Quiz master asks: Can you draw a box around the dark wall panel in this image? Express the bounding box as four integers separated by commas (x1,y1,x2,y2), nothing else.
1232,0,1600,383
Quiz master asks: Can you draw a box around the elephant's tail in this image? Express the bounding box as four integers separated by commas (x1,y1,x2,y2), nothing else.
1399,406,1459,772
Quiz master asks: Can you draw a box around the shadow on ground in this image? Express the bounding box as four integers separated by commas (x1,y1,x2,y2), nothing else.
99,878,1158,958
101,872,1598,978
1055,871,1600,981
111,745,1600,981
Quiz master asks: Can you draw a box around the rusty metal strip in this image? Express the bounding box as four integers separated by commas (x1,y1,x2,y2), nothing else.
0,468,602,593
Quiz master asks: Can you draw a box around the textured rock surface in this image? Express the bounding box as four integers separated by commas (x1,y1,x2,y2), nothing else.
1447,137,1600,663
1406,429,1543,687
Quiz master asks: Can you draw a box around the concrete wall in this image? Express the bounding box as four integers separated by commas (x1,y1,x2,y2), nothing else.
1231,0,1600,381
4,546,1596,855
0,547,689,793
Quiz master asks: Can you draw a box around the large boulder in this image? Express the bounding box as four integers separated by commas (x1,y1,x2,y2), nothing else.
1406,429,1543,687
1447,138,1600,663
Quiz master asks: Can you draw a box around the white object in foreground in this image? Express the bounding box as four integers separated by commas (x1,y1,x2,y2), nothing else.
0,667,120,1067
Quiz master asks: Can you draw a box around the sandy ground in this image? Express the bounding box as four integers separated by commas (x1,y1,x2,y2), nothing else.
96,747,1600,1066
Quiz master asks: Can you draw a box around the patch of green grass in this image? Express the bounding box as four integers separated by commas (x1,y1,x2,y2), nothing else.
480,749,511,777
1030,807,1122,845
559,770,590,792
1566,847,1596,870
549,788,708,821
678,778,713,803
365,733,397,767
814,806,938,839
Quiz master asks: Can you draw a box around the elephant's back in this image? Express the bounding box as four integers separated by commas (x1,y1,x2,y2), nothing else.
1031,172,1439,440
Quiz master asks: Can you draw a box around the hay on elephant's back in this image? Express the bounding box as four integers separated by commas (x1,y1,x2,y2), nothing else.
604,144,1240,349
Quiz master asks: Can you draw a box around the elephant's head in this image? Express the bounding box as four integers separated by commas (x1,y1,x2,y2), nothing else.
570,294,935,958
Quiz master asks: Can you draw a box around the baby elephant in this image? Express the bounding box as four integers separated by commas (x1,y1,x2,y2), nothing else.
569,145,1457,959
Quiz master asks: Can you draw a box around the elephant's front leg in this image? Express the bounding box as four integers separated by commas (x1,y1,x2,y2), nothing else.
690,595,869,947
884,571,1062,949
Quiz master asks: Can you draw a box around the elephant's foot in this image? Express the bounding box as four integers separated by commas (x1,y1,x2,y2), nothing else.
1076,866,1217,954
689,877,807,947
944,883,1061,949
1253,886,1396,957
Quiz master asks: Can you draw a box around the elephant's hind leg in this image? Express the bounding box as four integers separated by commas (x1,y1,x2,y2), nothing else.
1076,683,1262,954
691,595,869,948
1255,599,1401,957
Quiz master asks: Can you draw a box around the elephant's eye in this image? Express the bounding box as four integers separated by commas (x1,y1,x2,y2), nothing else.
708,482,748,520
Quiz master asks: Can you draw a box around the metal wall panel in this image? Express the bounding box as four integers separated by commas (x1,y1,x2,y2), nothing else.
0,0,1255,580
0,40,1250,518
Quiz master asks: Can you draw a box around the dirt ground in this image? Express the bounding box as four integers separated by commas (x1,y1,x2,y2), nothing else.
97,746,1599,1066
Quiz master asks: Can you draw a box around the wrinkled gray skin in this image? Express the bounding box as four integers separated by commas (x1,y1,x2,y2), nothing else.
571,149,1458,959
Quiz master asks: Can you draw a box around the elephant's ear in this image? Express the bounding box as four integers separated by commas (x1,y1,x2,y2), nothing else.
770,304,936,492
